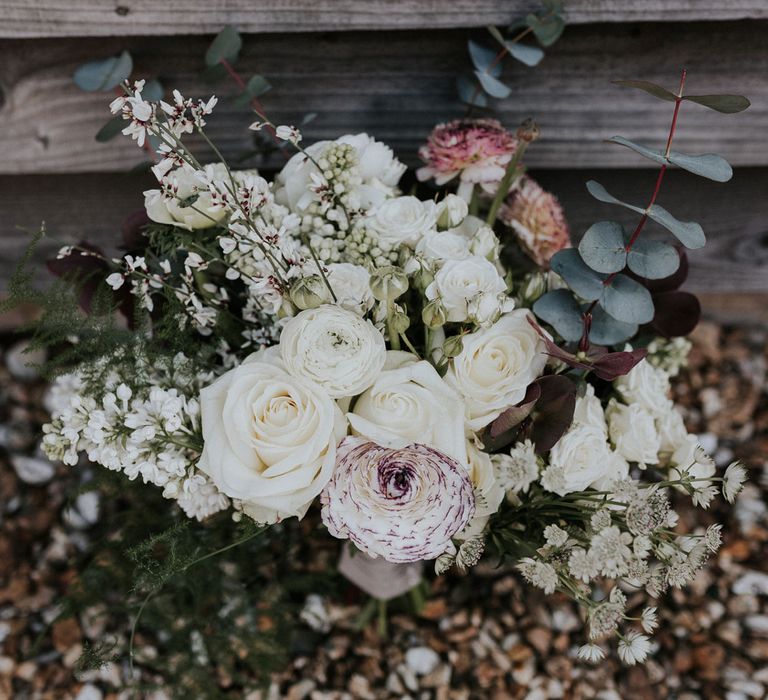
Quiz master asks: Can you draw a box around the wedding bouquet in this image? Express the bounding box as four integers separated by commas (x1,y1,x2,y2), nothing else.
21,71,749,666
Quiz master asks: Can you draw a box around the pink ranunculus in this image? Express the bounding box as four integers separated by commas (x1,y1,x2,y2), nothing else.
320,437,475,563
416,119,518,189
499,176,571,267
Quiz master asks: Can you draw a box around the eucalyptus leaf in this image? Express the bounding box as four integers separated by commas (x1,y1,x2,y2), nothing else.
457,75,488,107
487,25,507,48
682,94,751,114
606,136,666,167
647,204,706,249
578,221,627,273
525,12,565,47
205,26,242,67
627,239,680,279
589,306,638,345
550,249,606,301
73,51,133,92
468,40,497,72
506,41,545,67
233,75,272,107
95,116,125,143
600,274,655,324
612,79,677,102
585,180,643,215
541,0,564,12
201,63,228,84
141,79,164,102
474,70,511,98
533,289,584,342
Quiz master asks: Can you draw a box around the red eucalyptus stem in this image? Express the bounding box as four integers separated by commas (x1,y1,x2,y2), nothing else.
579,68,688,351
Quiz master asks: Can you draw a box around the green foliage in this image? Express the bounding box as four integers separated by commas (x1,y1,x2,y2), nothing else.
205,26,243,68
73,51,133,91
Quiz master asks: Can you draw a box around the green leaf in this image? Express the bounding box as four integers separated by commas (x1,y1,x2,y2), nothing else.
525,12,565,47
578,221,627,273
506,41,545,67
468,40,497,72
600,274,654,324
682,94,751,114
533,289,584,342
589,306,638,345
233,75,272,107
95,116,125,143
73,51,133,92
457,75,488,107
201,63,228,84
474,70,511,98
626,239,680,279
550,249,606,301
205,26,242,67
142,79,164,102
612,79,677,102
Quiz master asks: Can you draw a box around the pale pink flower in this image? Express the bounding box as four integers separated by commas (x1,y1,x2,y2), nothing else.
416,119,518,188
321,437,475,563
499,176,570,267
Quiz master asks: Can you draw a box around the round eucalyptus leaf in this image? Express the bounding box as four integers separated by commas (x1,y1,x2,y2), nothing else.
205,26,242,67
550,249,606,301
468,40,497,72
627,240,680,279
600,273,655,324
73,51,133,92
525,11,565,47
457,75,488,107
589,306,638,345
578,221,628,273
668,151,732,183
506,42,545,67
612,79,677,102
533,289,584,342
647,204,705,249
474,70,512,98
141,79,164,102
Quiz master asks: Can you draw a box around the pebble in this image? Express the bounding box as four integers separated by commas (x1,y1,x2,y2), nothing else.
745,615,768,635
5,340,46,381
732,571,768,596
63,491,101,529
405,646,440,676
75,685,104,700
11,454,55,484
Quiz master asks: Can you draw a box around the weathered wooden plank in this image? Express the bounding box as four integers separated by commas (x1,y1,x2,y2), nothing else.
0,22,763,175
2,168,767,323
1,1,766,37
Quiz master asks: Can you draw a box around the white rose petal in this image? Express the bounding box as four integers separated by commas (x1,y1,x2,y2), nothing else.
607,400,661,466
366,195,438,248
615,359,673,416
326,263,374,316
415,231,471,264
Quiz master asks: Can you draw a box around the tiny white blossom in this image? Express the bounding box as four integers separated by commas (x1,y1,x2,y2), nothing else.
704,524,723,553
722,461,747,503
577,643,605,663
617,631,652,665
517,557,558,595
568,547,598,583
640,607,658,634
543,524,569,548
275,125,302,144
106,273,125,290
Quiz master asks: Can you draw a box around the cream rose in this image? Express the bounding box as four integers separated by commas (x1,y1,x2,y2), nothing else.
144,163,229,231
348,351,466,464
326,263,374,316
614,359,673,416
607,400,661,466
445,310,547,431
197,349,346,524
415,231,471,264
279,305,386,399
425,255,508,323
366,196,437,248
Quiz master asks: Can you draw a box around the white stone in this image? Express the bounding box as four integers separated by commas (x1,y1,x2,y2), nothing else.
405,646,440,676
64,492,101,529
733,571,768,596
11,455,55,484
75,683,103,700
5,340,46,381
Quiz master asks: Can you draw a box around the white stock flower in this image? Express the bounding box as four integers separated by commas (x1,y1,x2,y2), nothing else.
425,256,507,323
197,349,346,524
144,163,229,231
614,359,672,416
279,305,386,399
320,437,475,563
348,351,466,465
326,263,374,315
445,310,547,431
607,400,661,466
366,196,437,248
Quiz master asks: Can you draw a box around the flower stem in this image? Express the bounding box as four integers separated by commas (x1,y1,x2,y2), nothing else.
486,140,529,226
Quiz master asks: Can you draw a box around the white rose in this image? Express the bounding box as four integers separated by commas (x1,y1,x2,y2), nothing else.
279,305,386,399
274,140,330,211
657,405,688,455
445,310,547,431
337,133,407,207
456,440,504,540
366,196,437,248
543,423,629,496
197,349,346,523
425,256,507,323
615,359,672,416
436,194,469,229
348,351,467,465
607,400,661,466
573,383,607,432
415,231,471,264
469,224,501,262
144,163,229,230
326,263,374,316
466,290,514,328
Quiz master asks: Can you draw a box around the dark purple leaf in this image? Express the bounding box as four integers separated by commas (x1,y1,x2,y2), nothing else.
590,348,648,381
651,290,701,337
121,208,151,250
489,383,542,438
531,375,577,454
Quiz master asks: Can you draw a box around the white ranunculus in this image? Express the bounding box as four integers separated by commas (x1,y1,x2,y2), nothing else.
445,310,547,431
456,440,505,540
348,351,467,465
607,400,661,466
326,263,374,316
197,349,346,524
415,230,471,264
366,196,437,248
543,423,629,496
425,256,508,323
614,359,672,416
279,305,386,399
144,163,229,230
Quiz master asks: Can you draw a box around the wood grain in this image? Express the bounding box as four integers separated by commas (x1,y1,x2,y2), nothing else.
0,21,764,174
2,1,767,37
3,169,767,323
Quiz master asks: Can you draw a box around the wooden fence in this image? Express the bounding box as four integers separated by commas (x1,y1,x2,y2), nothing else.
1,1,766,322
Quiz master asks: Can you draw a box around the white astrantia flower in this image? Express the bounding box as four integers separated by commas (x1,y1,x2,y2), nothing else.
640,607,659,634
425,255,509,323
279,305,386,399
607,400,661,467
670,436,717,502
348,351,466,465
722,461,747,503
320,437,475,563
517,557,558,594
568,547,598,583
589,526,633,578
704,524,723,553
445,310,547,431
543,524,569,548
197,347,346,524
614,358,672,417
493,439,539,494
618,631,652,665
325,263,374,316
365,195,437,248
577,644,606,663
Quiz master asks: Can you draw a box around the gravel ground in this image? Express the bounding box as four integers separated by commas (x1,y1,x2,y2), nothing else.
1,322,767,700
